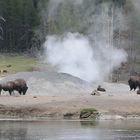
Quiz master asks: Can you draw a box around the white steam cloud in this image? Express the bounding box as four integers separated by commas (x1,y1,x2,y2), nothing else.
42,0,128,82
43,32,127,82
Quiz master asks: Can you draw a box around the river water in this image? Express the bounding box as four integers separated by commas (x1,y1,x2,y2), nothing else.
0,120,140,140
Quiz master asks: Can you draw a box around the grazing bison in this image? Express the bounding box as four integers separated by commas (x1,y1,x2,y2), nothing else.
1,81,15,95
128,76,140,91
14,79,28,95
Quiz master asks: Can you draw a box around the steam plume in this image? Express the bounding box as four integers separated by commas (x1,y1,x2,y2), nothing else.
43,0,128,82
43,32,127,82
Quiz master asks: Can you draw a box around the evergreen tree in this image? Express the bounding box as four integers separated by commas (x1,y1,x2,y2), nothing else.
0,0,40,52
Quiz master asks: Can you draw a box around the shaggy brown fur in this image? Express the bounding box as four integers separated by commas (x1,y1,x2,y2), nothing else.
13,79,28,95
128,76,140,91
1,81,15,95
0,79,28,95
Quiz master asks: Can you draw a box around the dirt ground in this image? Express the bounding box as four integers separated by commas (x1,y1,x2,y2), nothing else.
0,92,140,120
0,71,140,120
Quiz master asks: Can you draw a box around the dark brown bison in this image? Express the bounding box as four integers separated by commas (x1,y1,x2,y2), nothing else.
128,76,140,91
97,85,106,92
1,81,15,95
13,79,28,95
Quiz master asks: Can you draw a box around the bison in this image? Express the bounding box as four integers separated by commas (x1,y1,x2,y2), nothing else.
0,79,28,95
13,79,28,95
97,85,106,92
128,76,140,91
1,81,15,95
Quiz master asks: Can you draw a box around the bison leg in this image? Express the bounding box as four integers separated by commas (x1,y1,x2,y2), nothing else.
128,80,133,91
18,90,22,95
133,83,137,91
8,90,12,96
129,84,134,91
129,82,136,91
23,87,28,95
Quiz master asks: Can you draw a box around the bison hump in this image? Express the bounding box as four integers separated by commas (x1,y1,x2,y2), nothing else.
129,76,140,82
14,79,27,87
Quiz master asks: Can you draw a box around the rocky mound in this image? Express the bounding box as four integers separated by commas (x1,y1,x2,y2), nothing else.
0,71,93,95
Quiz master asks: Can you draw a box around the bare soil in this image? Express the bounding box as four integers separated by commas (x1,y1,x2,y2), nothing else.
0,71,139,120
0,92,139,120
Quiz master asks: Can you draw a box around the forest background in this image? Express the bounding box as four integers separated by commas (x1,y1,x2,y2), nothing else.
0,0,139,80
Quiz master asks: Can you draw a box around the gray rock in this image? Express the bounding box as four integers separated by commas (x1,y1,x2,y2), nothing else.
91,90,101,96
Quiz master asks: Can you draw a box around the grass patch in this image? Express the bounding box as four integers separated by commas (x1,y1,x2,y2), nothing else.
80,108,98,119
80,108,97,113
0,54,39,75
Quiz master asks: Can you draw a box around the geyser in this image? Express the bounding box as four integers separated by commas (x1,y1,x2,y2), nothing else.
43,32,127,82
42,0,128,82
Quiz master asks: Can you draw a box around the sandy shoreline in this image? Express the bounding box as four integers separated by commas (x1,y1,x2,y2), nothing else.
0,93,140,120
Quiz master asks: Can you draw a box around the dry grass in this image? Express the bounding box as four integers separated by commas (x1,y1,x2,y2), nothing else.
0,54,38,76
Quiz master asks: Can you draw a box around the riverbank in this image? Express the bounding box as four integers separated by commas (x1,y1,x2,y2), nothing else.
0,93,140,120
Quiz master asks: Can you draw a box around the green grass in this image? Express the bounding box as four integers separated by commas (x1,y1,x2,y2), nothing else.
0,54,38,75
80,108,97,113
80,108,98,119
